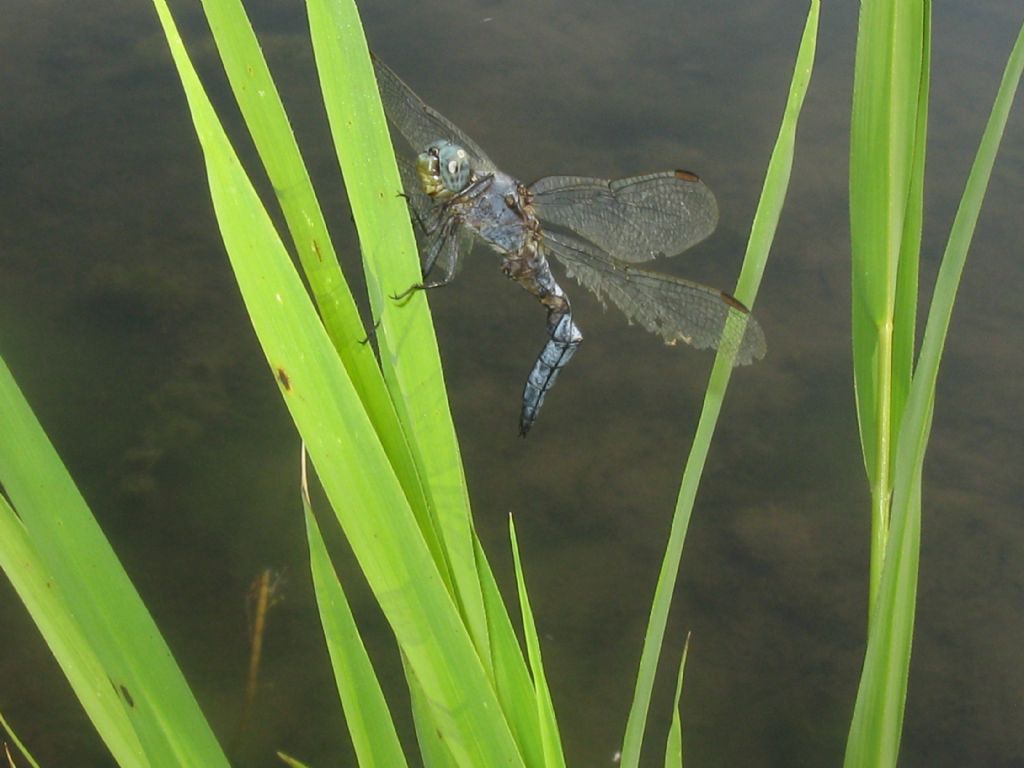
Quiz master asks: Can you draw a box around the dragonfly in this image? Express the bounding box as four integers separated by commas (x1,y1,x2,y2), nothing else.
374,55,766,435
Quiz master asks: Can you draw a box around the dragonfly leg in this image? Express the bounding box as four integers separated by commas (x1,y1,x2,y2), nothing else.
358,316,382,345
391,217,462,301
420,216,459,282
398,191,432,235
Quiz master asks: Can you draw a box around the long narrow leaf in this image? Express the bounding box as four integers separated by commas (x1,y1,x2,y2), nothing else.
849,0,928,606
619,3,819,764
889,4,931,495
195,0,451,596
473,532,546,767
304,0,490,665
302,462,408,768
406,657,460,768
844,20,1024,767
0,491,143,765
0,706,41,768
663,634,691,768
508,516,566,768
148,3,523,764
0,356,229,767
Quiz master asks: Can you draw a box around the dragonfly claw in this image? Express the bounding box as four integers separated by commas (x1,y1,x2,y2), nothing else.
390,283,422,302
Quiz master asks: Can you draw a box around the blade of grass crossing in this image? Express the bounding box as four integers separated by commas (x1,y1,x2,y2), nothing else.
843,450,924,768
0,492,143,765
844,20,1024,767
194,0,456,610
195,0,451,600
663,634,691,768
619,4,819,765
0,355,230,767
508,516,566,768
195,0,378,380
406,655,460,768
302,456,408,768
277,752,314,768
0,706,41,768
148,3,524,764
889,3,930,493
473,532,546,768
304,0,490,667
849,0,927,611
902,21,1024,440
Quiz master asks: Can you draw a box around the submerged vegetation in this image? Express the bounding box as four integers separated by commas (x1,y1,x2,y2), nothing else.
1,0,1022,766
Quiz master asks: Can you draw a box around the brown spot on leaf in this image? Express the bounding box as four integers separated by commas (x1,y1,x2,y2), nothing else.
720,292,750,313
119,684,135,708
312,239,322,262
277,367,291,391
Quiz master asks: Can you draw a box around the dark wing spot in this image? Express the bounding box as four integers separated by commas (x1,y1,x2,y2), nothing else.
720,291,750,313
119,684,135,708
277,367,291,391
674,169,701,182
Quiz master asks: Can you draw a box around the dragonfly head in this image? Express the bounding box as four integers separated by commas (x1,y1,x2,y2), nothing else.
417,141,472,199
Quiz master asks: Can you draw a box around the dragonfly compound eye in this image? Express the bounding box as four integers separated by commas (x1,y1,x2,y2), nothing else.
436,142,471,192
416,146,445,197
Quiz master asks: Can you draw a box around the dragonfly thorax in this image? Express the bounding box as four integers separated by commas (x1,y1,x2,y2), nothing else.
416,140,473,199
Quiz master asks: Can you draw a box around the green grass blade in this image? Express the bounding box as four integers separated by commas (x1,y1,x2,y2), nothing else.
619,3,819,764
849,0,928,607
0,492,142,765
148,3,523,764
663,634,691,768
304,0,489,664
195,0,451,595
842,440,924,768
276,752,314,768
0,706,41,768
890,4,930,485
406,657,460,768
0,356,228,767
302,465,408,768
196,0,371,365
508,516,566,768
473,532,546,767
844,19,1024,767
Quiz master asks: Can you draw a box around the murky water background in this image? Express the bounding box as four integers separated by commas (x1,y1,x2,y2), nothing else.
1,0,1022,765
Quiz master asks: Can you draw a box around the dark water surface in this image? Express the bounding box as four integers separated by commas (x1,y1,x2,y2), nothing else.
2,0,1022,765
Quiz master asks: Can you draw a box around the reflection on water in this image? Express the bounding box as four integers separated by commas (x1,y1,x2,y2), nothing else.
1,0,1022,766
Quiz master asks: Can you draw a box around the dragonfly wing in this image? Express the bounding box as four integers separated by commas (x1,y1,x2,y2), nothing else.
530,171,718,263
397,154,433,218
544,230,765,365
373,54,497,173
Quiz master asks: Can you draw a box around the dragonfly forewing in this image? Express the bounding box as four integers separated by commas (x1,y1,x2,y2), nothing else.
373,54,497,174
530,171,718,263
544,230,765,365
396,154,435,224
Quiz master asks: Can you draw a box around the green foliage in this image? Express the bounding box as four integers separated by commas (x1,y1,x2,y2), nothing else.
849,0,930,616
508,516,566,768
619,3,820,764
149,0,536,762
302,467,408,768
5,0,1018,765
0,356,230,766
662,634,691,768
845,3,1024,763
